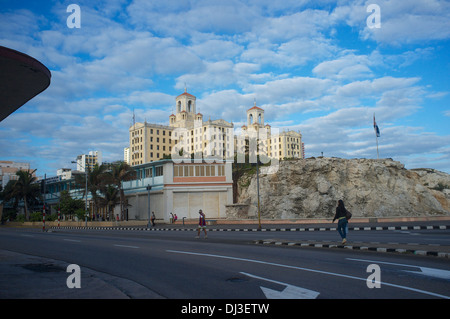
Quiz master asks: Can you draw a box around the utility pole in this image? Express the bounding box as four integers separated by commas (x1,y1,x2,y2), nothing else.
147,184,152,228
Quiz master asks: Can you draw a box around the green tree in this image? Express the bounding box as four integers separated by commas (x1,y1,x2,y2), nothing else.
59,190,85,220
73,164,108,219
99,185,120,220
11,170,40,220
107,161,135,220
1,180,21,213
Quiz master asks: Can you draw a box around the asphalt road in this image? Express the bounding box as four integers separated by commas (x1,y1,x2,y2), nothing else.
1,224,449,304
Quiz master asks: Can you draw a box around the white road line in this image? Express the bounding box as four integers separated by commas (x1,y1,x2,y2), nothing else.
346,257,450,280
240,272,320,299
63,239,81,242
167,250,450,299
114,244,139,249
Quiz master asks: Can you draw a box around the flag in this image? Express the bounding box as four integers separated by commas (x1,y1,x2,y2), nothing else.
373,114,380,137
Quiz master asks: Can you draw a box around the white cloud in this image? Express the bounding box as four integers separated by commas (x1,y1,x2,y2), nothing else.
332,0,450,45
313,53,374,80
0,0,449,175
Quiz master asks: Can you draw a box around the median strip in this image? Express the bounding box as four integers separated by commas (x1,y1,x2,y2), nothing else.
254,239,449,259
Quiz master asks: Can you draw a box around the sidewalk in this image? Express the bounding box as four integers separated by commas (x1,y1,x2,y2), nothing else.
0,249,163,299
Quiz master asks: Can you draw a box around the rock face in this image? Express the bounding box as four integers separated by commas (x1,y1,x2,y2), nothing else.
228,158,450,219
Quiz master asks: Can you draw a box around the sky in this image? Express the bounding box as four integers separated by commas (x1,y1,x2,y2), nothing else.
0,0,449,178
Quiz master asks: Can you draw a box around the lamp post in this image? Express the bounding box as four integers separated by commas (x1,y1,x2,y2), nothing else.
72,160,88,228
146,184,152,228
256,129,261,230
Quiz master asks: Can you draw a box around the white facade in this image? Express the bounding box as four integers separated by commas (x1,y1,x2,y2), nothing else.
56,168,72,180
123,159,233,222
124,147,130,164
76,151,102,172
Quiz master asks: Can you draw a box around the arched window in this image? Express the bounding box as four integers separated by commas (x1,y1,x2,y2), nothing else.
188,100,192,112
178,101,181,112
258,113,261,124
249,114,253,124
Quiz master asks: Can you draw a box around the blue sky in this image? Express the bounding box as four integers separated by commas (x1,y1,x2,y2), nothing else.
0,0,449,177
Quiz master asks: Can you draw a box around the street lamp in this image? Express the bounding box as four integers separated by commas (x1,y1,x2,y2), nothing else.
146,184,152,228
255,129,261,230
72,160,88,228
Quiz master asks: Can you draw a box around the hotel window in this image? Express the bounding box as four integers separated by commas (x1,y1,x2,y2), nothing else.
155,166,163,176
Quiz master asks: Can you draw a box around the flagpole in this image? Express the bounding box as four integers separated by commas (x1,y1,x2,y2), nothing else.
376,132,379,159
373,113,380,159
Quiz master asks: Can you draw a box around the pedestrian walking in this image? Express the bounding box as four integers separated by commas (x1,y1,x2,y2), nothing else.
196,209,207,238
332,199,350,244
151,211,156,227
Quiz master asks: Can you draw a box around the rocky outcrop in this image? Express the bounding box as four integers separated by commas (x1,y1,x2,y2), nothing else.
227,157,450,219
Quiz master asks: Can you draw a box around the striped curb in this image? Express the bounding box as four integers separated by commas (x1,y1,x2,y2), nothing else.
50,224,449,232
254,240,450,259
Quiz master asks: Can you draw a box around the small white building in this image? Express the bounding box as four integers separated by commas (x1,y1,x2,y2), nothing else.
122,159,233,222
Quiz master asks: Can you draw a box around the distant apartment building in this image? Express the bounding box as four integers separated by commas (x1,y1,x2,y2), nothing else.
76,151,102,172
0,160,34,188
124,147,130,164
127,89,303,166
56,168,73,180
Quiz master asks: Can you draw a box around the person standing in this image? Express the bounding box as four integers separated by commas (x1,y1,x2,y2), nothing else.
196,209,207,238
332,200,349,244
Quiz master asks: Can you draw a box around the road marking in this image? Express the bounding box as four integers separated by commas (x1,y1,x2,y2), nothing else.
63,239,81,242
240,272,320,299
167,250,450,299
114,244,139,249
347,258,450,280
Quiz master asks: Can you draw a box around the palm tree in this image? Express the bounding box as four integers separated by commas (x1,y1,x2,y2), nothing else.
99,185,120,221
108,161,136,220
73,164,108,219
12,169,39,220
1,179,21,213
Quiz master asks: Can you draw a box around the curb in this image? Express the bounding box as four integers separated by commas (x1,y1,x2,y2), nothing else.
254,239,450,259
50,224,449,232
